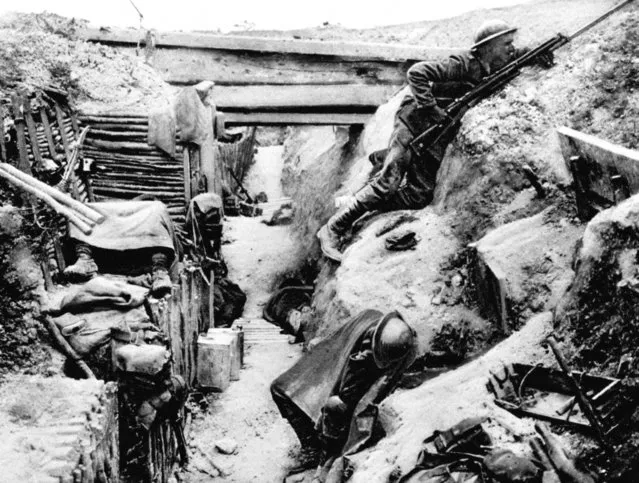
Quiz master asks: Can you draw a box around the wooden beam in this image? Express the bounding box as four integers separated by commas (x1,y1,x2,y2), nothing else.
140,46,410,86
213,84,398,110
81,27,462,61
224,112,372,126
557,126,639,220
558,126,639,163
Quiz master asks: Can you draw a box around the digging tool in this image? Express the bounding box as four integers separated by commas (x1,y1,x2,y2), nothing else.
410,0,636,159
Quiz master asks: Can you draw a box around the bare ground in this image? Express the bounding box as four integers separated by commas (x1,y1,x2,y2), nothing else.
180,148,305,482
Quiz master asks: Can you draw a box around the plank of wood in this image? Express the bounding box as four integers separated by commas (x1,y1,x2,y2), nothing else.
212,84,398,109
146,46,410,86
80,26,463,61
79,115,148,125
79,123,148,132
85,138,157,152
70,112,80,135
183,149,191,207
10,93,31,173
54,104,73,163
0,104,6,162
224,111,372,125
39,106,58,159
23,98,43,169
557,126,639,217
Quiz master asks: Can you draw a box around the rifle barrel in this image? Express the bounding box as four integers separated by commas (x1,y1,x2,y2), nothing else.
568,0,635,41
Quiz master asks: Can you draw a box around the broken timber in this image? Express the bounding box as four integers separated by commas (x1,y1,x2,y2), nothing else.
558,126,639,220
80,27,463,125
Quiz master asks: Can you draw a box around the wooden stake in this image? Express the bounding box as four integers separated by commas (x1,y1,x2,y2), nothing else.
54,103,72,162
10,93,31,174
0,103,7,162
23,97,43,170
38,101,58,159
51,230,66,271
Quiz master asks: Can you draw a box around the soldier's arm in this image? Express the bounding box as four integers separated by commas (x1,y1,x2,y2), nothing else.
406,56,469,108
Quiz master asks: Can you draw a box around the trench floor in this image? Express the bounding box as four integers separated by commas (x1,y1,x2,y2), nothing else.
182,216,304,482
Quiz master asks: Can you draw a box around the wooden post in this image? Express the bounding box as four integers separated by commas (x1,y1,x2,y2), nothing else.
182,147,192,207
41,261,53,290
10,93,31,173
0,103,7,162
23,98,43,170
208,268,215,328
199,106,219,195
39,104,58,159
188,146,200,196
54,103,73,163
51,231,66,271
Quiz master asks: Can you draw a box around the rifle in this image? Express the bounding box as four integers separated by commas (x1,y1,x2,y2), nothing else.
225,162,254,203
409,0,635,159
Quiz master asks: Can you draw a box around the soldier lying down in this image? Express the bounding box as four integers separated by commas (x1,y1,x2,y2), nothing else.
63,200,179,296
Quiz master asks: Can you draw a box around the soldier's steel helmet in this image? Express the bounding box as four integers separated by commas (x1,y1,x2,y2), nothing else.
372,311,416,369
471,20,517,51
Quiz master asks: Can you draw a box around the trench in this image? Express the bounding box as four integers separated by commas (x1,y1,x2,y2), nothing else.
182,145,305,481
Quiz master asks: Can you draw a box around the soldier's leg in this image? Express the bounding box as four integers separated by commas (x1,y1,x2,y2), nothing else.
381,154,440,211
317,134,412,262
63,242,98,281
150,250,173,297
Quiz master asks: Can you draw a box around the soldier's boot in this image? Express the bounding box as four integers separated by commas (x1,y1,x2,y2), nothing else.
151,252,172,297
63,242,98,281
287,436,323,475
317,197,368,263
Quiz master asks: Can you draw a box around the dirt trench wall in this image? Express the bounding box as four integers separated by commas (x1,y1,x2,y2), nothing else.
282,5,639,343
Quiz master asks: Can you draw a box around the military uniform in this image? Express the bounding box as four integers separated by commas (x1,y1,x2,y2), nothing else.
337,53,489,222
271,310,416,469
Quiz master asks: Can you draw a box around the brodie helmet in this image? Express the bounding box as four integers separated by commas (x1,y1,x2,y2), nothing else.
372,311,416,369
471,20,517,52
